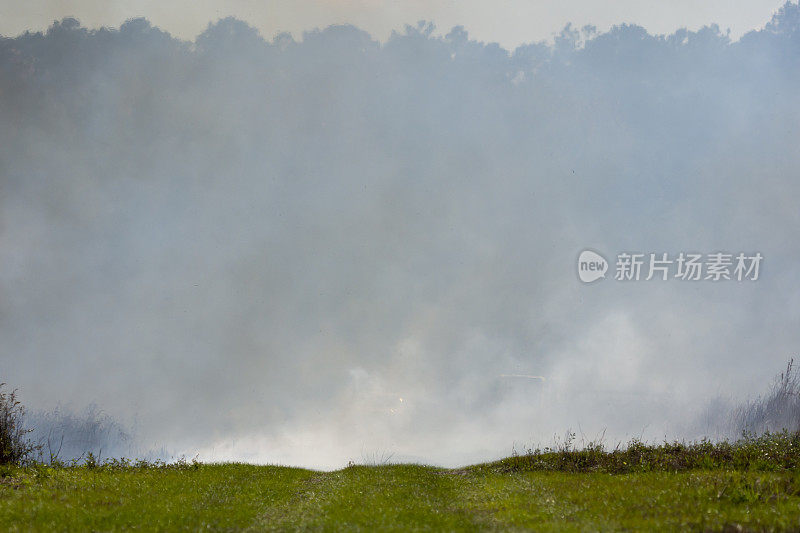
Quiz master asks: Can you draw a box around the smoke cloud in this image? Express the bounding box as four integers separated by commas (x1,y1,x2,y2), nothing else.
1,4,800,468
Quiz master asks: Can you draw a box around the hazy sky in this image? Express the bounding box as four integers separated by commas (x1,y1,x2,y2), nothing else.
0,0,787,47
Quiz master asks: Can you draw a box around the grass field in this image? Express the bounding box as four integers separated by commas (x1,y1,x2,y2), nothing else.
2,434,800,531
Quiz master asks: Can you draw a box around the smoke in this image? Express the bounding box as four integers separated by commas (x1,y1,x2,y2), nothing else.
1,4,800,468
27,406,139,463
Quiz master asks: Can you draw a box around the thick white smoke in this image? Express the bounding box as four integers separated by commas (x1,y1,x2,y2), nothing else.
1,5,800,468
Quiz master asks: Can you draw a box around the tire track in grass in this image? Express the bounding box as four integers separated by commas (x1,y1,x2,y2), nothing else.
251,465,490,531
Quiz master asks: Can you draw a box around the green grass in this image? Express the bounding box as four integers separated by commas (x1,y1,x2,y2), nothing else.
2,434,800,531
2,464,800,531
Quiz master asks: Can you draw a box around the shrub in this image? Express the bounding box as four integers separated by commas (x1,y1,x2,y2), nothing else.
0,384,40,465
28,405,134,463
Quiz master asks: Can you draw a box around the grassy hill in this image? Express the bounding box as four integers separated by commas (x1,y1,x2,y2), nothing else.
2,433,800,531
